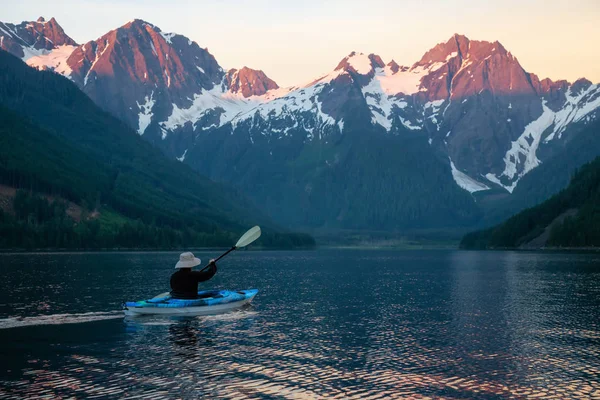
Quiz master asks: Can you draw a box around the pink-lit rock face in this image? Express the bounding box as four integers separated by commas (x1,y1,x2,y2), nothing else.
226,67,279,98
0,17,77,59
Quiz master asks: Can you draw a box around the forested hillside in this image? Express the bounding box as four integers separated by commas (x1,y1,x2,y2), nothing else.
0,50,314,249
461,152,600,249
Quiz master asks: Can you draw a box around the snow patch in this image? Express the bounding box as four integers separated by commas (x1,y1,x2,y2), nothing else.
376,64,431,95
21,46,51,60
485,173,504,188
344,53,373,75
481,88,596,193
160,32,176,44
495,101,555,192
26,45,77,79
544,84,600,142
84,40,110,86
230,81,336,136
361,67,425,131
446,51,458,61
176,149,188,162
424,99,445,130
150,41,157,56
450,159,490,193
0,25,14,40
136,91,155,135
161,80,285,133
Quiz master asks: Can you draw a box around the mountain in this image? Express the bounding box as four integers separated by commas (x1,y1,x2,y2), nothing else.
13,19,287,156
0,17,77,60
181,36,599,230
460,124,600,249
0,49,314,248
7,17,600,232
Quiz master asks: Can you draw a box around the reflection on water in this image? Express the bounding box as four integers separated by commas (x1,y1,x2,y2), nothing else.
0,250,599,398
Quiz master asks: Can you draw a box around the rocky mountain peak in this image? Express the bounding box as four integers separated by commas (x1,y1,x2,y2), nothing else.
24,16,77,47
415,34,513,69
572,78,593,90
410,32,547,102
42,19,225,133
226,66,279,97
0,17,77,59
335,52,385,75
416,33,470,67
122,19,156,31
386,60,400,73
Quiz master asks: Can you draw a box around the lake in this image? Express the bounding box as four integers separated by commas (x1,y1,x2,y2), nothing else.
0,250,599,398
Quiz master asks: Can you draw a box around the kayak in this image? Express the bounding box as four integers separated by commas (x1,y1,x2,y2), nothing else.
123,289,258,316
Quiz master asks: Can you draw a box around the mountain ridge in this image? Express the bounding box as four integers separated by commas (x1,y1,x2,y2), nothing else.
0,16,77,59
3,16,599,232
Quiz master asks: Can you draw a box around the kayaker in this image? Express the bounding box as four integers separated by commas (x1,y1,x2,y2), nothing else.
170,252,217,299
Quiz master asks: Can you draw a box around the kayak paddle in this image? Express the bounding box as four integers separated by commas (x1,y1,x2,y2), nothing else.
198,225,262,272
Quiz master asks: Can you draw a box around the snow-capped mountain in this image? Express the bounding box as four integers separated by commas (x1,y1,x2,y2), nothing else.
4,18,282,143
0,17,77,60
3,17,600,230
207,35,600,195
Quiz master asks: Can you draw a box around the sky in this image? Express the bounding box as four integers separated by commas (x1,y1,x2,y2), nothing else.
4,0,600,87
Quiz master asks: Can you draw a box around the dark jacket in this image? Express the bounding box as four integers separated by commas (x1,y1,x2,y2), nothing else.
170,263,217,299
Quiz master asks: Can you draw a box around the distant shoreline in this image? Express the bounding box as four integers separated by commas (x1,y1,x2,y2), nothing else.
3,245,598,254
0,246,316,254
319,244,458,250
460,246,600,253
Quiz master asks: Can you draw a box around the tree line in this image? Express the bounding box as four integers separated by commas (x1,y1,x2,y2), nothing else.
0,190,315,250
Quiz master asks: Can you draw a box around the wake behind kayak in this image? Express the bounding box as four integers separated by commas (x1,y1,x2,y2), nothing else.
123,289,258,316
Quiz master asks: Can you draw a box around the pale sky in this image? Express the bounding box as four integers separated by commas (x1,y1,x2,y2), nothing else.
5,0,600,87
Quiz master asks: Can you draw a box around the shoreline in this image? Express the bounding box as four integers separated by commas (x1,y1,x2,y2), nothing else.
3,245,599,254
0,246,316,254
460,246,600,253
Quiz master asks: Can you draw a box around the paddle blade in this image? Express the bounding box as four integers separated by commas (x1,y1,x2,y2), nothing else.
235,226,261,248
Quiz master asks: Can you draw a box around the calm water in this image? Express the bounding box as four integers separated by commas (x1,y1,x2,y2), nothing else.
0,250,599,399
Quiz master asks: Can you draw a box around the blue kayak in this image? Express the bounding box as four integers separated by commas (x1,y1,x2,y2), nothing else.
123,289,258,316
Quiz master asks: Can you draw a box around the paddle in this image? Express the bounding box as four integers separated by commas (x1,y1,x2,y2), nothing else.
199,225,262,272
152,226,262,299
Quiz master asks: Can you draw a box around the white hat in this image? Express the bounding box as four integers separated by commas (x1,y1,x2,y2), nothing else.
175,252,201,269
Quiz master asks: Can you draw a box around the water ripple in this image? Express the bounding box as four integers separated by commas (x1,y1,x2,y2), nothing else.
1,250,599,399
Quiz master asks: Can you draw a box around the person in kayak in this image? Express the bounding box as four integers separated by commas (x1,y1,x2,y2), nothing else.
170,252,217,299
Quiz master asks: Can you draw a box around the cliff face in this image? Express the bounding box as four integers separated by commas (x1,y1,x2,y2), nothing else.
0,17,77,59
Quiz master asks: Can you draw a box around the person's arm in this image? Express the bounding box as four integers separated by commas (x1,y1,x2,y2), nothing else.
191,260,217,282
